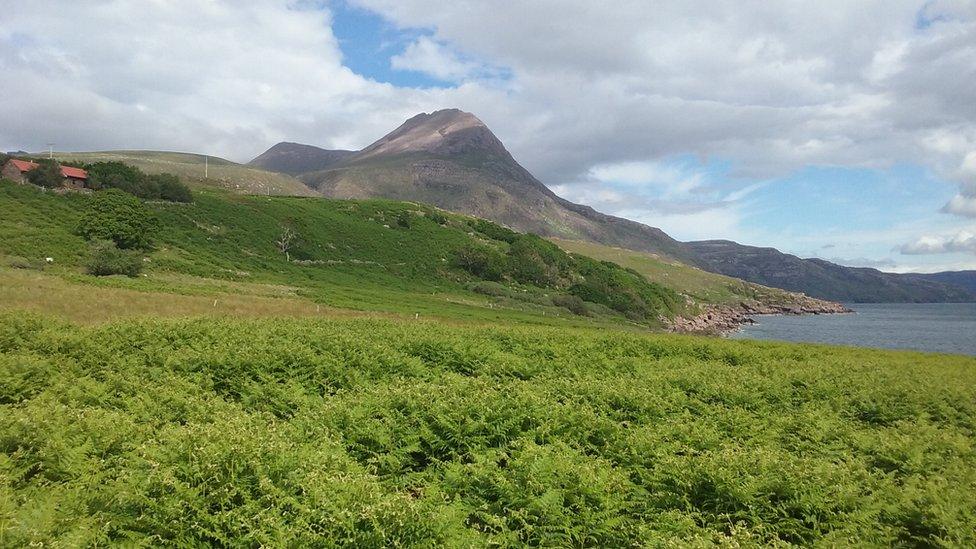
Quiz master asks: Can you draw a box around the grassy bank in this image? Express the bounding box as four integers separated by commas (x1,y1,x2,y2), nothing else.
2,313,975,546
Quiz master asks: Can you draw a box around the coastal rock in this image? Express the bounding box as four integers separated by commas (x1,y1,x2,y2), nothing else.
669,294,850,335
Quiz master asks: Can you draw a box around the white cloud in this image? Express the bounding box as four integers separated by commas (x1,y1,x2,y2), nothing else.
942,194,976,217
588,161,707,198
391,36,490,82
553,159,757,242
900,228,976,254
0,1,486,160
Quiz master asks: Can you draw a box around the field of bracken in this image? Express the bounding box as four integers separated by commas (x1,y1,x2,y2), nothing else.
2,312,974,546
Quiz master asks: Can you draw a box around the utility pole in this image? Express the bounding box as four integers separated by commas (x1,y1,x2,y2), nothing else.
205,155,208,179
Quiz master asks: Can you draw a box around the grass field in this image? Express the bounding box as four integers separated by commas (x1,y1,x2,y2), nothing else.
2,313,974,546
0,268,345,323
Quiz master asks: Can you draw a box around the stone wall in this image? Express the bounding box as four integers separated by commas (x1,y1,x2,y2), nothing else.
1,161,27,183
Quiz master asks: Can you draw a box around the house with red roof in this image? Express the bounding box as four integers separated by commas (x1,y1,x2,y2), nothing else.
2,158,89,189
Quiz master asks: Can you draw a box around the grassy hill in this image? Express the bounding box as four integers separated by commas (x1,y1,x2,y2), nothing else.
2,313,974,546
45,150,318,197
0,180,683,329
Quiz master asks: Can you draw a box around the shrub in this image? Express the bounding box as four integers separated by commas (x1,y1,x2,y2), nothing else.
76,189,158,249
507,235,571,286
453,244,506,281
552,294,589,316
85,239,143,277
395,211,412,229
3,255,36,269
469,281,514,297
569,256,680,321
152,173,193,202
427,210,448,225
85,161,192,202
468,218,519,243
24,159,63,188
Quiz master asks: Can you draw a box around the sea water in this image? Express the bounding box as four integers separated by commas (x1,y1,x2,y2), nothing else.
730,302,976,356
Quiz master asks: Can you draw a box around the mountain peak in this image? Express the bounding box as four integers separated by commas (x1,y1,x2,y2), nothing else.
356,108,507,159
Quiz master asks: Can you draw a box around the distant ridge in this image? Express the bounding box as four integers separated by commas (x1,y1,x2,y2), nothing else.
686,240,976,303
248,142,355,176
909,270,976,295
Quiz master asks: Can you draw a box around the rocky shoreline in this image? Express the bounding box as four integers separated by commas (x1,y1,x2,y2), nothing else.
669,296,852,335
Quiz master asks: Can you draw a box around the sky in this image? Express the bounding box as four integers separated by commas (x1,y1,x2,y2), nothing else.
1,1,975,272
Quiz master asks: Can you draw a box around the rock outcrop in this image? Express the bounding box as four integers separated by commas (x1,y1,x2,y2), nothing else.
669,295,851,335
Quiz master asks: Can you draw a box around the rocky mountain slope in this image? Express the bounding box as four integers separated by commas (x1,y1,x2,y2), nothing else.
686,240,976,303
260,110,699,264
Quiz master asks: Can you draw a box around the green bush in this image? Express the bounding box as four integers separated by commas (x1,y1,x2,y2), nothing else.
395,210,412,229
76,189,158,249
468,280,513,297
453,244,506,281
3,255,36,269
24,159,63,188
85,240,143,277
427,210,448,225
468,218,519,243
85,161,192,202
152,173,193,202
507,235,571,286
569,256,680,320
552,293,589,316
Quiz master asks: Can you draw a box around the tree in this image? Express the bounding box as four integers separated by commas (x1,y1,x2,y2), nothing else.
151,173,193,202
453,244,506,281
76,189,158,249
24,159,63,188
274,225,297,261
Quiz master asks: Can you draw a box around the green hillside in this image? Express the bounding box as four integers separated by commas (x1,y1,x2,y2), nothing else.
552,238,808,306
45,151,317,197
2,313,974,546
0,180,681,328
